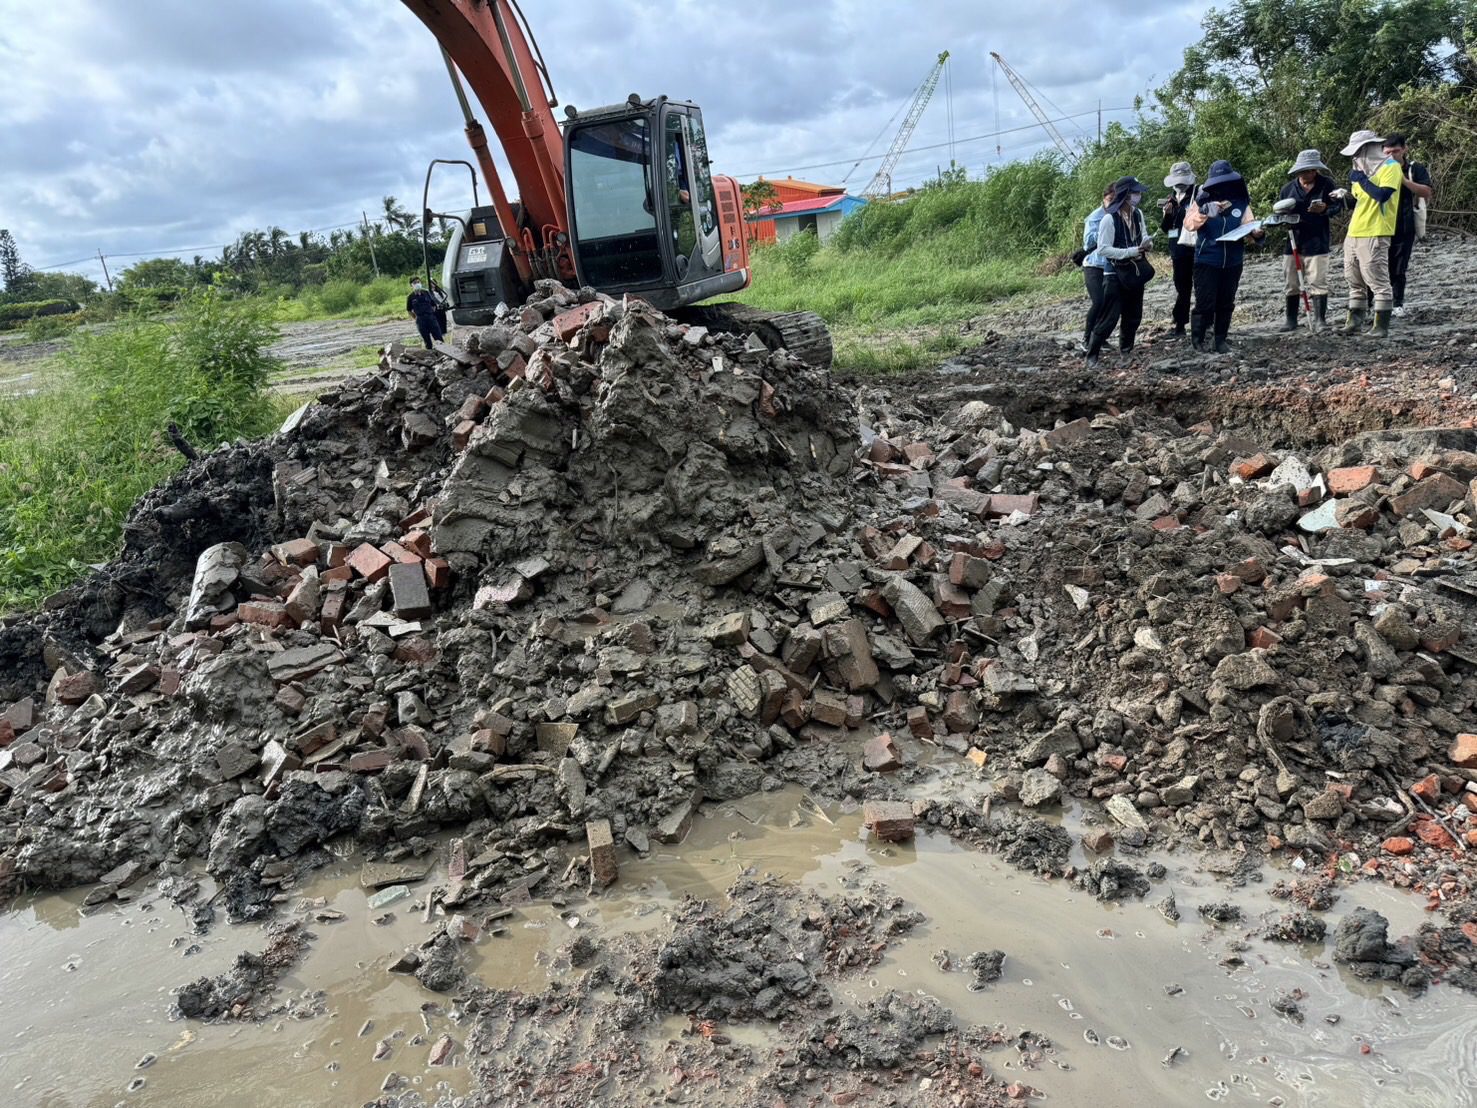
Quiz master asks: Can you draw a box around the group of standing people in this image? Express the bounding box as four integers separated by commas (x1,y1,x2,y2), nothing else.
1079,130,1432,365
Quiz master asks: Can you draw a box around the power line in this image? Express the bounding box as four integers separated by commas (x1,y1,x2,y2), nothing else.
35,218,370,272
732,106,1134,179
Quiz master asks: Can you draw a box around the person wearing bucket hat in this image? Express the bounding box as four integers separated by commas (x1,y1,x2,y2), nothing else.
1340,128,1402,337
1084,175,1154,367
1382,133,1434,315
1158,162,1198,337
1182,159,1265,353
1275,149,1348,333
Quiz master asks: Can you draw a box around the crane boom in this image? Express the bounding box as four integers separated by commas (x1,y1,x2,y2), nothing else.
989,52,1074,160
862,51,949,200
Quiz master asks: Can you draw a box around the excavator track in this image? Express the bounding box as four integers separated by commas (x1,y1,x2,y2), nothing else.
674,303,834,371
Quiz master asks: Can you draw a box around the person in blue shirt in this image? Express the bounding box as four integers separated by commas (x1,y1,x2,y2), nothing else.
1183,160,1265,353
1079,185,1114,350
405,276,444,350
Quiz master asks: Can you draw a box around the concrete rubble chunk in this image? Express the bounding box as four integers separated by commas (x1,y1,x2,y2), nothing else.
267,643,344,683
184,542,248,630
389,561,433,620
1020,767,1062,808
1212,650,1279,690
655,797,698,844
702,611,751,646
586,819,618,886
1106,795,1149,832
823,619,880,691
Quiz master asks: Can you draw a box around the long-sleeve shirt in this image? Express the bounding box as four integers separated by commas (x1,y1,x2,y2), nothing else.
1276,176,1346,257
1094,208,1151,264
1082,207,1108,269
406,288,439,320
1393,162,1433,241
1159,188,1198,249
1348,158,1403,238
1184,200,1257,268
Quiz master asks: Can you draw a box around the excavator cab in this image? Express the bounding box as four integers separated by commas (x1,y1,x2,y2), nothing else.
563,97,748,309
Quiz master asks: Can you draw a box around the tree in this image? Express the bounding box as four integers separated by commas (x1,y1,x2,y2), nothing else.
381,195,419,234
740,179,781,217
0,229,30,297
117,256,195,291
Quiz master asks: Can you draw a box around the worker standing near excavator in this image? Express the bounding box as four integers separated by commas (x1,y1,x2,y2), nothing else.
1340,128,1402,337
1276,150,1346,333
406,276,445,350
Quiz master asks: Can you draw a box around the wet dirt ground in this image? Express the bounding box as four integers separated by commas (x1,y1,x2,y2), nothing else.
3,784,1470,1108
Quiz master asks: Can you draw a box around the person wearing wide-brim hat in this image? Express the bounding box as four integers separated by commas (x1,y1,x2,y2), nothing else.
1083,175,1155,367
1182,159,1265,353
1340,128,1402,337
1275,149,1349,333
1158,162,1198,337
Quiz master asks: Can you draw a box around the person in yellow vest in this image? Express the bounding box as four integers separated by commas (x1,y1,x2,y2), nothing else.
1340,129,1403,338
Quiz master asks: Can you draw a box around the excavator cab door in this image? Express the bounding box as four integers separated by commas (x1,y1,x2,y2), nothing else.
564,98,746,309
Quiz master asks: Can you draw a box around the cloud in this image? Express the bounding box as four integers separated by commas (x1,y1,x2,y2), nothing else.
0,0,1204,283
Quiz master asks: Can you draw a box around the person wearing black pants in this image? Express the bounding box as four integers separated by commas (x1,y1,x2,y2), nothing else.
405,277,444,350
1080,186,1114,349
1381,134,1433,314
1085,176,1152,368
1182,160,1265,353
1158,161,1197,337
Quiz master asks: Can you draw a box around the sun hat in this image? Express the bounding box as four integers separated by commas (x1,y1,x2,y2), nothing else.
1202,160,1243,188
1340,129,1384,156
1288,149,1329,176
1163,161,1196,188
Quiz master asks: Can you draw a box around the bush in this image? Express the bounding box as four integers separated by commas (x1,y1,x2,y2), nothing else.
0,298,75,326
314,278,364,314
23,312,81,342
0,292,281,610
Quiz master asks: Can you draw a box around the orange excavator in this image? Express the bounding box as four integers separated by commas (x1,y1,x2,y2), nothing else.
400,0,833,367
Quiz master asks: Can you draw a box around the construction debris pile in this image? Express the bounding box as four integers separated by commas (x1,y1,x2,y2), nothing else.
4,278,1477,956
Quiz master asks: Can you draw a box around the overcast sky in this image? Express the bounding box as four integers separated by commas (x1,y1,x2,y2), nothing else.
0,0,1204,286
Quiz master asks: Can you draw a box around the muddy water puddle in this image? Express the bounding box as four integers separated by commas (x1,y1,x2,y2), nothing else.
2,789,1473,1107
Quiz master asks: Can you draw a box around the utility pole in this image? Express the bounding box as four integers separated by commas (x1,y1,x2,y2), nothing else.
361,211,381,278
97,250,113,291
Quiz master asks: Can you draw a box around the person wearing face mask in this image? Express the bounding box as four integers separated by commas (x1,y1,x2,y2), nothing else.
1079,185,1116,351
406,275,444,350
1340,129,1403,337
1381,133,1434,316
1182,160,1265,353
1084,175,1153,368
1276,150,1347,333
1158,162,1198,337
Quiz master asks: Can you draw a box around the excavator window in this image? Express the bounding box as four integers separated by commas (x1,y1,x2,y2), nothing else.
567,117,664,286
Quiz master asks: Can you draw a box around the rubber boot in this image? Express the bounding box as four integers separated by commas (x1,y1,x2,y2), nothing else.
1190,320,1208,352
1370,309,1391,338
1170,324,1186,338
1312,295,1328,333
1342,307,1366,336
1214,336,1232,355
1278,296,1300,332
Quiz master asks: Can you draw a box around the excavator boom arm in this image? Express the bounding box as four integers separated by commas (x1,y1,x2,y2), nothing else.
399,0,567,241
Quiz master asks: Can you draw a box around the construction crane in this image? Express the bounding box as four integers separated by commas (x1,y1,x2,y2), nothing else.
862,51,950,200
990,52,1076,160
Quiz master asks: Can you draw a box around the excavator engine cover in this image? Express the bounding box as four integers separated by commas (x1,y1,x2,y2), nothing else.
447,205,527,326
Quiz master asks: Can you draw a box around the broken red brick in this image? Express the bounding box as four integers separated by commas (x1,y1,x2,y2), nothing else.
1449,734,1477,768
863,732,903,773
901,442,934,466
0,719,13,748
1215,573,1241,595
319,591,347,635
867,438,898,464
1327,465,1378,495
348,750,394,774
239,600,292,629
1408,461,1437,481
451,419,477,451
1247,626,1282,650
1231,453,1275,480
986,493,1039,518
1390,473,1466,517
1420,621,1462,653
1381,836,1415,856
1414,817,1456,850
551,301,601,343
906,705,931,739
424,557,452,590
346,543,392,582
1229,558,1267,584
270,538,319,567
863,799,916,841
1411,774,1442,804
321,565,353,584
456,394,488,422
949,551,991,589
402,530,433,558
381,540,421,565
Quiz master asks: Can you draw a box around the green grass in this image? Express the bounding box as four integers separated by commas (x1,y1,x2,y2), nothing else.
0,294,281,611
271,275,411,323
737,177,1077,373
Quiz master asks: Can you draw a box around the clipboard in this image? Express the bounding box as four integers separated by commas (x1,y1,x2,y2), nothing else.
1217,220,1263,242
